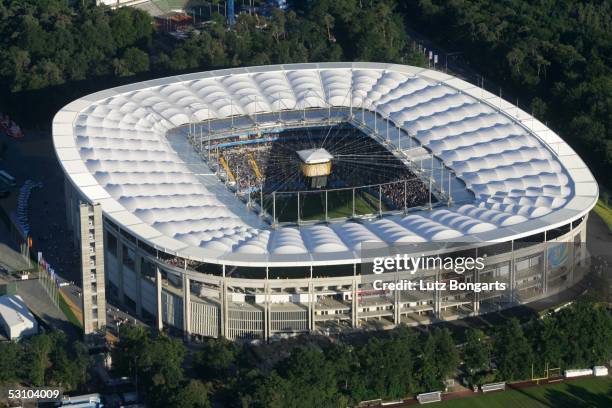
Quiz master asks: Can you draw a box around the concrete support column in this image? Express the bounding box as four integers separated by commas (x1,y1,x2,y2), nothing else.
308,281,315,332
264,282,270,342
220,267,228,338
434,269,440,318
543,238,548,295
351,278,357,328
393,273,400,325
569,226,575,283
117,242,125,304
183,273,191,339
135,255,143,317
155,266,163,331
472,267,479,316
64,178,73,232
580,215,588,266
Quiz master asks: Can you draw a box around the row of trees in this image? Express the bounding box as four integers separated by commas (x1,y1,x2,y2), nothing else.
111,325,212,408
0,331,90,392
0,304,607,407
110,302,611,408
0,0,426,125
161,0,426,72
464,302,612,386
0,1,153,92
401,0,612,186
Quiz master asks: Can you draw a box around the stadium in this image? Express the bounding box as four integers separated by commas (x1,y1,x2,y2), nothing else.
52,62,598,340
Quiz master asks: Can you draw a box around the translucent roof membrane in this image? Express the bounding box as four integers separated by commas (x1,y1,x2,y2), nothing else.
53,63,597,267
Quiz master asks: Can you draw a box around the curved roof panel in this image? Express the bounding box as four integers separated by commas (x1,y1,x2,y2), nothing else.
53,63,598,267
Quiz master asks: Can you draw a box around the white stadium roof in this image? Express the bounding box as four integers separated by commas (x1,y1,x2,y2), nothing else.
53,62,598,267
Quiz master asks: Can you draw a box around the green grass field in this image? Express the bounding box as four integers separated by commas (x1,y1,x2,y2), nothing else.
58,291,83,329
262,188,389,222
433,377,612,407
593,199,612,233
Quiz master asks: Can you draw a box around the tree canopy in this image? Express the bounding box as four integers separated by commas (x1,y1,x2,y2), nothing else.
402,0,612,186
0,331,90,392
1,303,607,407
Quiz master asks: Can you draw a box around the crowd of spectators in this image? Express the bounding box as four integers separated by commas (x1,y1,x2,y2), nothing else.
380,178,431,209
200,129,431,211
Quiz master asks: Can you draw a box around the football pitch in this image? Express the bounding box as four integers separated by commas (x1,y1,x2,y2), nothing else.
433,377,612,407
262,188,390,222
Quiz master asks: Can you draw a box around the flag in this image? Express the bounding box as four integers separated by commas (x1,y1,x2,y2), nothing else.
434,54,439,64
429,51,433,60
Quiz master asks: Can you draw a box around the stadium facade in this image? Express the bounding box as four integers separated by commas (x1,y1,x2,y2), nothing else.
53,62,598,340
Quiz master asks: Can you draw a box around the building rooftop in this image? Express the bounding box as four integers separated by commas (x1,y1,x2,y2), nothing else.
53,62,598,267
0,294,38,339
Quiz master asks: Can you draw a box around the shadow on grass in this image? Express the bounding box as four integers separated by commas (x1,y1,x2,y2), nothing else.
544,382,612,408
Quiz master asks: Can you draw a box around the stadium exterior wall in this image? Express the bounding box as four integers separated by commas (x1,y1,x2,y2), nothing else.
65,175,589,340
55,62,598,340
103,211,587,341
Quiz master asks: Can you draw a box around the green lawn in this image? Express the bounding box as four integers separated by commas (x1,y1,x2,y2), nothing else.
58,291,83,329
433,377,612,407
593,199,612,232
262,189,388,222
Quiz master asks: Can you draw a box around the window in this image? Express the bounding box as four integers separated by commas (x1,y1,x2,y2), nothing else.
122,245,136,270
546,223,571,241
106,233,118,257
